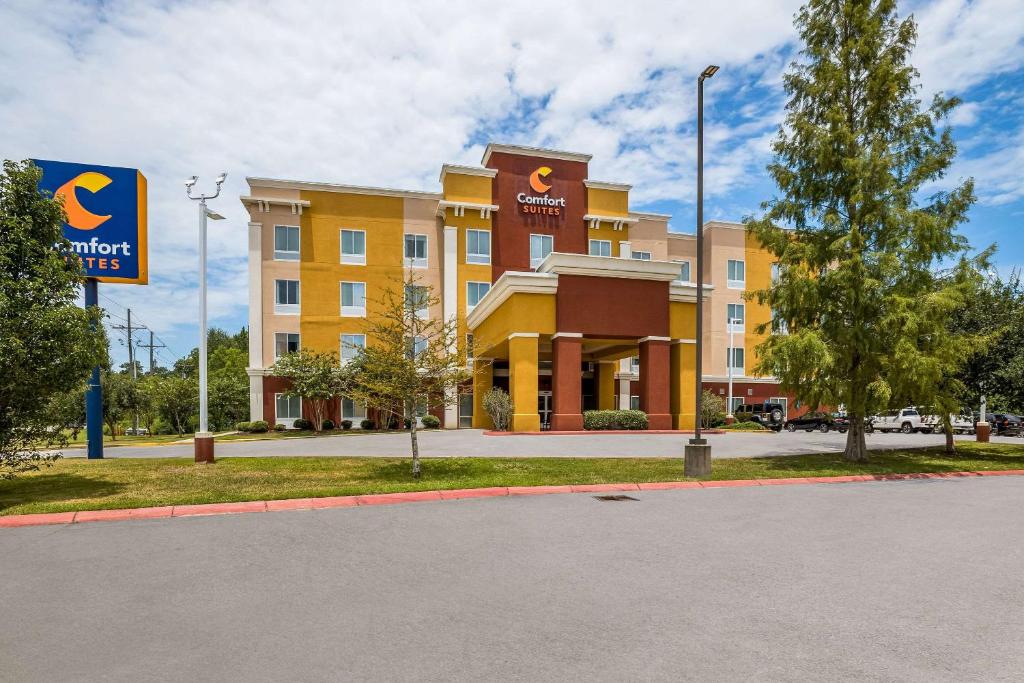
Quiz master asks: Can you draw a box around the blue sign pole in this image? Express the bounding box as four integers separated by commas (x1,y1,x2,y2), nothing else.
84,279,104,459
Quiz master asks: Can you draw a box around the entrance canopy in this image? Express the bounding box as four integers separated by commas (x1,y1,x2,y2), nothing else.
467,253,711,432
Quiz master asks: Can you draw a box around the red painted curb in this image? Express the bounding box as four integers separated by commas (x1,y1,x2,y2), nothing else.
5,469,1024,529
484,429,726,436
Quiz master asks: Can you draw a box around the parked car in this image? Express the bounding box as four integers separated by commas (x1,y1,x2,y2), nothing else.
733,402,786,431
829,413,875,433
920,413,975,434
784,411,834,433
871,408,924,434
991,414,1022,436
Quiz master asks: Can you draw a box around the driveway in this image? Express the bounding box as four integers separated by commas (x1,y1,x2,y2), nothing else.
2,476,1022,681
62,428,1015,459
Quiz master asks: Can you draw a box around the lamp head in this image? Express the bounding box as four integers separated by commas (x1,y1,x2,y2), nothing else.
215,172,227,186
700,65,720,80
185,175,198,190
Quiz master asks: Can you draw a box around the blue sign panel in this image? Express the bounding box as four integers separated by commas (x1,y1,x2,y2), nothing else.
34,159,148,284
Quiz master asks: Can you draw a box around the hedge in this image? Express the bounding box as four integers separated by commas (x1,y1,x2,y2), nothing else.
293,418,313,431
340,420,353,430
583,410,648,431
360,419,376,430
234,420,269,433
420,415,440,429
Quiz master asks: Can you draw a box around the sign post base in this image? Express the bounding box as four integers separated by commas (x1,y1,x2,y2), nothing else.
194,432,215,463
685,440,712,478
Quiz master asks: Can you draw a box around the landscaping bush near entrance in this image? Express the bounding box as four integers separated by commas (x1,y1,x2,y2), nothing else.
292,419,313,431
234,421,269,434
721,421,767,431
420,415,440,429
583,410,648,431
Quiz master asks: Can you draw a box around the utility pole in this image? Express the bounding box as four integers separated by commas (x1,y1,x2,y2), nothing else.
112,309,147,434
137,330,166,374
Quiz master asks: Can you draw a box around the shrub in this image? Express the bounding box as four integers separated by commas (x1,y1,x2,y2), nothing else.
583,410,648,431
249,420,269,433
293,418,313,431
234,421,251,432
720,420,766,431
403,417,412,429
420,414,440,429
360,419,376,430
482,387,513,431
321,419,335,431
273,423,286,431
340,419,353,430
701,390,726,429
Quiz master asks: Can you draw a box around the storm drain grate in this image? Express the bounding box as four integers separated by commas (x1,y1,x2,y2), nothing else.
593,495,639,502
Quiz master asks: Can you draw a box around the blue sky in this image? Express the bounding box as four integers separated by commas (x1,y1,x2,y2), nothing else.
1,0,1021,368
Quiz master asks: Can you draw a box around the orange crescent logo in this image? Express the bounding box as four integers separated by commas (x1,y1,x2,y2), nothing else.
529,166,553,193
54,172,112,230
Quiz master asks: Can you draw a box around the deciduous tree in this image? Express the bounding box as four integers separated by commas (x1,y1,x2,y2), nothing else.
748,0,977,461
272,349,352,432
0,160,106,478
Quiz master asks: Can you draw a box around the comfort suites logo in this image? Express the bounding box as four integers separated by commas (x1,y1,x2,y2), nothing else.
517,165,566,216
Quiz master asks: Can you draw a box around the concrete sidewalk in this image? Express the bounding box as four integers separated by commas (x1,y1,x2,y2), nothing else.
61,428,1007,459
3,476,1023,680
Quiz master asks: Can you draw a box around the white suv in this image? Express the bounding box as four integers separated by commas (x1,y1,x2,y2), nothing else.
872,408,924,434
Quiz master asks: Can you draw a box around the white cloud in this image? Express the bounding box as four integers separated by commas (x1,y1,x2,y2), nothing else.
0,0,1021,362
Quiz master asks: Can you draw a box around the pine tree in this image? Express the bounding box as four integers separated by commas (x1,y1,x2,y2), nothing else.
748,0,977,461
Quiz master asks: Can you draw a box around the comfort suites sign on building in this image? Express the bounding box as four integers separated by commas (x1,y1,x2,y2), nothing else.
34,159,149,284
516,166,567,215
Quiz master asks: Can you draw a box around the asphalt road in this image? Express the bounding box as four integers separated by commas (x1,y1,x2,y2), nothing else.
3,476,1023,681
61,429,1014,460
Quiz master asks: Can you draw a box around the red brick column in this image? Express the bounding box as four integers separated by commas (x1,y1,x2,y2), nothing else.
639,337,671,430
551,334,583,431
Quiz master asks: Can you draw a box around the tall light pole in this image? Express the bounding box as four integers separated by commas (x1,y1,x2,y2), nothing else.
186,173,226,463
727,316,739,423
685,64,719,478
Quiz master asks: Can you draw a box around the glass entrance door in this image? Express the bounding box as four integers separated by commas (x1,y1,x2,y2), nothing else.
538,391,552,430
458,392,473,429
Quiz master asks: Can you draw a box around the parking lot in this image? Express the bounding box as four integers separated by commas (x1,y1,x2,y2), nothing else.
62,428,1017,460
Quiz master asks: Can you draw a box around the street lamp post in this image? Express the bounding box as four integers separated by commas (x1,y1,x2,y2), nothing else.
685,64,719,478
186,173,226,463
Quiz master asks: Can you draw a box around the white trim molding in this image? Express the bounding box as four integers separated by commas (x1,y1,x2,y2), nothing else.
436,200,499,219
584,179,632,191
552,332,583,339
508,332,541,339
482,143,591,165
247,177,442,201
439,164,498,183
630,211,672,221
638,336,671,343
537,252,681,282
672,338,698,345
670,281,714,302
241,196,311,214
584,213,639,231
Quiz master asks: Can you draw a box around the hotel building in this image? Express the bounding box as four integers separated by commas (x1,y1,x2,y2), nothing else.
244,143,794,431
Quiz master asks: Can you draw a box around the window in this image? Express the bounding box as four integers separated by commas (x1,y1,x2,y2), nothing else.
530,234,553,269
630,356,640,373
342,398,366,421
404,284,429,319
340,334,365,365
404,234,428,268
340,229,366,265
729,397,744,413
275,393,301,425
727,303,745,331
340,281,366,317
771,262,782,284
274,332,300,359
275,279,300,314
677,260,692,282
727,259,746,289
466,281,490,311
631,251,652,261
589,240,611,257
772,308,789,335
466,333,474,365
274,225,300,260
629,395,640,410
466,229,491,264
727,346,745,373
412,335,428,357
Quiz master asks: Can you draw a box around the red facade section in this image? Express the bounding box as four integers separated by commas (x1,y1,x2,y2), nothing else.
556,275,669,338
485,151,589,281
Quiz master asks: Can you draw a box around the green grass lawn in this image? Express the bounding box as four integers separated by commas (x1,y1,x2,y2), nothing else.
61,428,410,448
2,441,1023,516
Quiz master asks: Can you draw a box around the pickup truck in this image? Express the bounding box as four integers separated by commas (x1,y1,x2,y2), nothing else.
920,414,975,434
871,408,924,434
